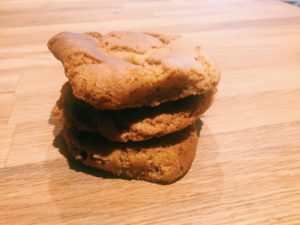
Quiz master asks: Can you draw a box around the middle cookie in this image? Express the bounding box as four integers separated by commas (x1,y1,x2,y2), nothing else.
57,82,214,142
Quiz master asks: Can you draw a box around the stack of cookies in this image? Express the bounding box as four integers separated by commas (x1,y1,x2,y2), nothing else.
48,31,220,184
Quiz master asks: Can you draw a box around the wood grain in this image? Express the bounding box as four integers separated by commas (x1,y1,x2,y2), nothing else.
1,0,300,224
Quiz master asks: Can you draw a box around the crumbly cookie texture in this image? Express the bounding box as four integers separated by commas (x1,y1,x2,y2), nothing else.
63,123,198,184
57,82,214,142
48,31,220,110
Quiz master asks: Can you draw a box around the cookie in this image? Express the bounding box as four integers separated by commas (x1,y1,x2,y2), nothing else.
48,31,220,110
63,122,198,184
57,82,214,142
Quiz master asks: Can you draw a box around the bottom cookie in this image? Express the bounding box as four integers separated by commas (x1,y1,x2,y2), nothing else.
63,123,199,184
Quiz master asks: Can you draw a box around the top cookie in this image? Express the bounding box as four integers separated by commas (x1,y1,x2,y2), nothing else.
48,31,220,110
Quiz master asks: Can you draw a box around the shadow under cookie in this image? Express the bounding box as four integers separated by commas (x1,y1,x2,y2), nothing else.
63,123,199,184
56,82,214,142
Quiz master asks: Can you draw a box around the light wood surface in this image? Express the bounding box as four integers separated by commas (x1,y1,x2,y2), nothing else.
1,0,300,224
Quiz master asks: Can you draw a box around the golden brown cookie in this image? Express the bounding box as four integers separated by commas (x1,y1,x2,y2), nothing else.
63,123,198,184
48,31,220,110
57,82,214,142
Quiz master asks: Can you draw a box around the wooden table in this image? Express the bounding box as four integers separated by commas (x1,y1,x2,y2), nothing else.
1,0,300,224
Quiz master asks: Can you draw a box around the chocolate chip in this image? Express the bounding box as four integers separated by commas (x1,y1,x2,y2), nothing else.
75,150,87,161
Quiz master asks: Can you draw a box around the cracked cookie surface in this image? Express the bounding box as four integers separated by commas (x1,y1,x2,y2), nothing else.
48,31,220,110
63,122,198,184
